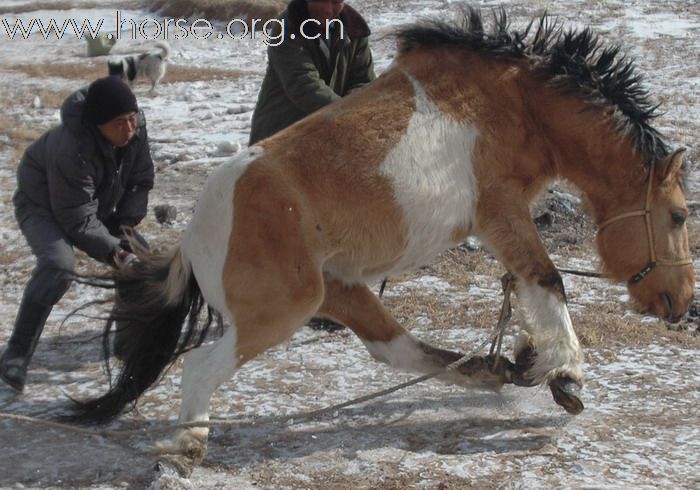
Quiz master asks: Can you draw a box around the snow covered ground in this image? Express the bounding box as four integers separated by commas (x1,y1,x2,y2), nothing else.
0,0,698,488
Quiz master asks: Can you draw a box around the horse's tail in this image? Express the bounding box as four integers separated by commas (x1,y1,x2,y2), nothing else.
71,245,218,423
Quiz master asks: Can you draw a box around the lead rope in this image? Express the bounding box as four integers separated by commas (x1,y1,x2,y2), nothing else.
489,273,514,370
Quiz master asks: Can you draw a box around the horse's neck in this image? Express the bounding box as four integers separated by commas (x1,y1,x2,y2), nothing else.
537,100,646,224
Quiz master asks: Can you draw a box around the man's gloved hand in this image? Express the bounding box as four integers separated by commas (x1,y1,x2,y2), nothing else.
117,225,135,252
112,247,138,270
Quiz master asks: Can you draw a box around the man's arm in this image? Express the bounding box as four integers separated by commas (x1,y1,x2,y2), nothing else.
47,152,120,263
345,36,376,92
267,38,341,113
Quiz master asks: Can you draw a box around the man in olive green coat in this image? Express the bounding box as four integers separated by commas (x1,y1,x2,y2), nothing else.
249,0,375,145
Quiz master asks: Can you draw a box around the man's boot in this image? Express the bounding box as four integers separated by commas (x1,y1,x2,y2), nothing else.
0,299,53,392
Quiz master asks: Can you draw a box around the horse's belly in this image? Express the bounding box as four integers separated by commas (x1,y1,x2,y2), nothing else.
325,216,471,284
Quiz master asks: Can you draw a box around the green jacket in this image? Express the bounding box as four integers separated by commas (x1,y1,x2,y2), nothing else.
249,0,375,145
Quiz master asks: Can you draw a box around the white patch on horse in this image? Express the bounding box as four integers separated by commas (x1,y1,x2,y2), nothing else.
379,74,479,275
158,328,238,451
362,333,430,371
179,329,237,425
516,284,584,384
181,146,262,316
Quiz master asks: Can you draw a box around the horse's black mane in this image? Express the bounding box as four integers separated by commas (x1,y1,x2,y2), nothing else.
397,8,669,161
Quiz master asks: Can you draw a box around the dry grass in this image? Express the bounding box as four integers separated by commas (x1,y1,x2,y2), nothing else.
161,65,248,83
382,248,505,333
3,62,247,85
0,1,147,15
0,97,49,161
573,306,700,349
380,246,699,351
4,62,105,83
148,0,287,29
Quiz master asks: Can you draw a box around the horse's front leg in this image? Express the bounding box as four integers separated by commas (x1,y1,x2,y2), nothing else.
476,198,584,414
318,279,513,390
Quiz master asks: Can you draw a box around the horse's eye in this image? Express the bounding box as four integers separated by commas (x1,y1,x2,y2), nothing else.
671,211,687,226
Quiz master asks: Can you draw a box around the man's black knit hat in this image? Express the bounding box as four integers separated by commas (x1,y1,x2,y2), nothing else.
84,76,138,126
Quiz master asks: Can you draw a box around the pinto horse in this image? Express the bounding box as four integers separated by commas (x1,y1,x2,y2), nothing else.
74,9,694,471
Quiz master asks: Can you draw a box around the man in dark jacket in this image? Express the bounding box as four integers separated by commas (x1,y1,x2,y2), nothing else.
0,76,154,393
248,0,375,145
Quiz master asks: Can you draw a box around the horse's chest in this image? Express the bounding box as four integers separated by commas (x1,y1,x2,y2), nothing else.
379,105,479,272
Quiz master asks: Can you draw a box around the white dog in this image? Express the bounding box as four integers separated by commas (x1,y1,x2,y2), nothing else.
108,41,170,93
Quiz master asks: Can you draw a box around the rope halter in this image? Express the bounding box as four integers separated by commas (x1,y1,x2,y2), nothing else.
597,160,693,284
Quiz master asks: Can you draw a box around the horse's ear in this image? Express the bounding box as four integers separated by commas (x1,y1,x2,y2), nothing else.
656,148,686,183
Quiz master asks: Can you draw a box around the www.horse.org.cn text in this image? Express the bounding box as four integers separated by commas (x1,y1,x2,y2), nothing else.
1,11,345,47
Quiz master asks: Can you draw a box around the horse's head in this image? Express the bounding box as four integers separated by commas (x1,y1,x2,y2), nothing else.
597,149,695,322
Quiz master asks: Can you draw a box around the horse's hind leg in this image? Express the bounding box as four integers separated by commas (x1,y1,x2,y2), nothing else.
317,278,512,390
154,327,237,474
157,247,325,474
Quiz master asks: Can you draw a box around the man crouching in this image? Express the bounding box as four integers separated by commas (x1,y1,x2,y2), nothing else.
0,76,154,392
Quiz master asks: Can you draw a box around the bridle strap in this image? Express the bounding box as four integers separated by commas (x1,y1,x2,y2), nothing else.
598,210,647,229
598,161,692,284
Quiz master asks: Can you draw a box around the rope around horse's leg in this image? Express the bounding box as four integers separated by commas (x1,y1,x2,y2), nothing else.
489,273,514,371
0,275,516,440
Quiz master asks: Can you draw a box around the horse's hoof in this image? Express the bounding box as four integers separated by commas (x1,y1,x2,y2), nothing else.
156,455,196,478
549,376,584,415
154,429,209,473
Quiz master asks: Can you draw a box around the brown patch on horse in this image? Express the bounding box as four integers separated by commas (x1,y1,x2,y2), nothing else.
258,70,420,282
259,67,417,168
397,48,529,125
224,71,422,362
223,161,326,364
318,279,405,342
